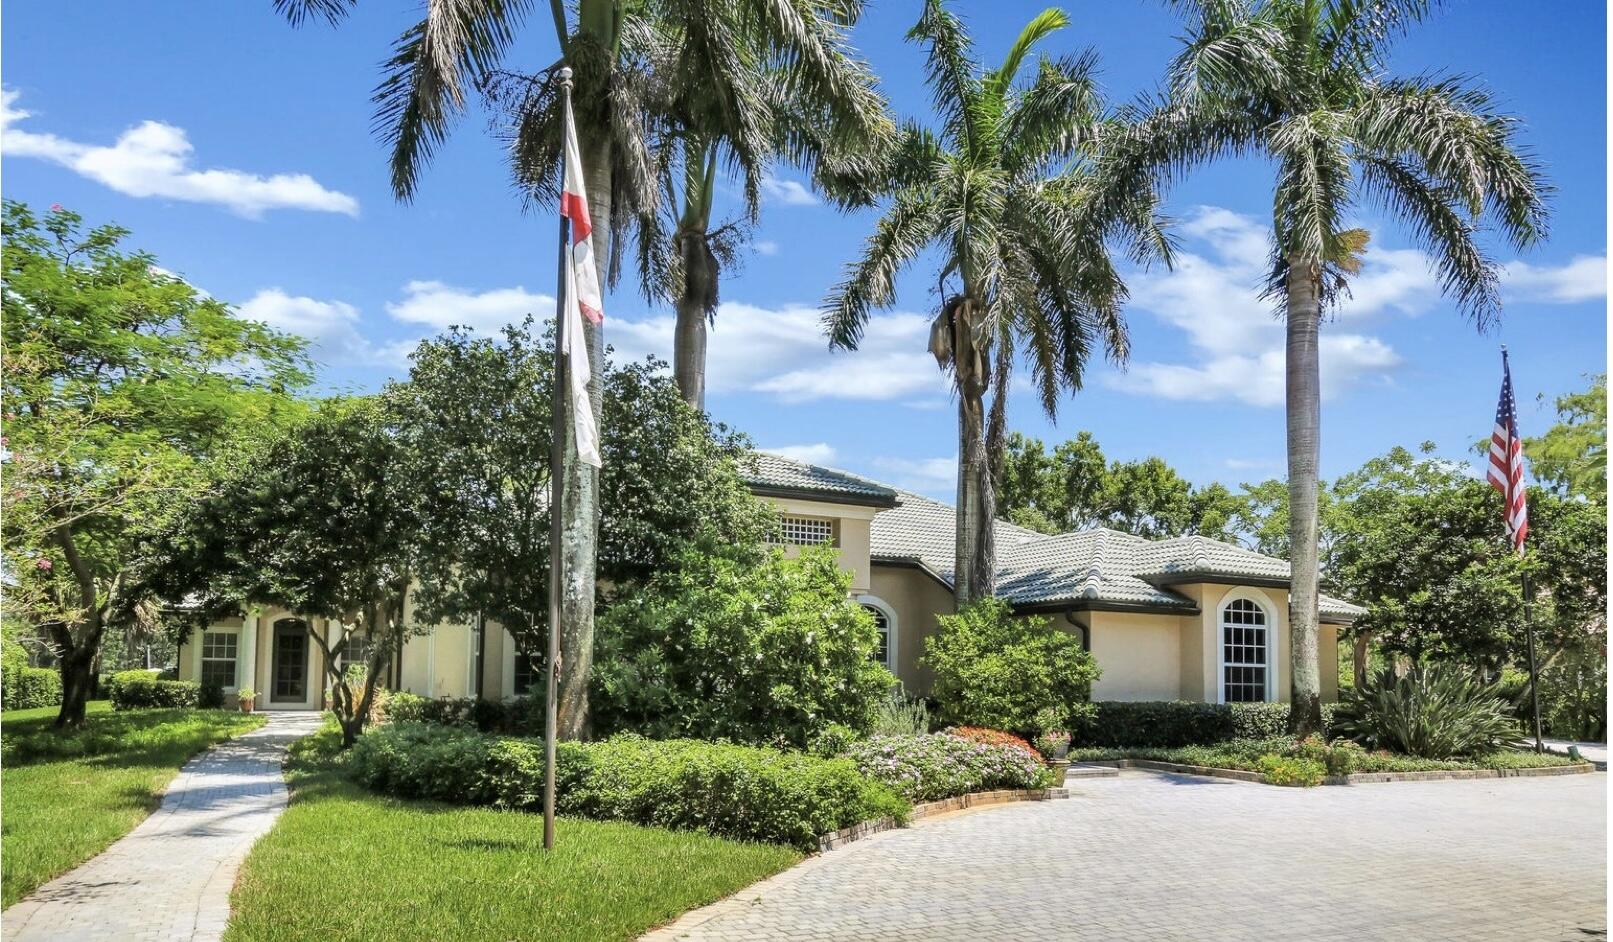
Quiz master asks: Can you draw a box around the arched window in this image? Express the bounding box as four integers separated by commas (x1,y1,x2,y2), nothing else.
857,596,896,670
1219,596,1270,703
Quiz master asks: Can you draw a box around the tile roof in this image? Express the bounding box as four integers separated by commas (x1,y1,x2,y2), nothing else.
742,452,899,506
863,487,1363,620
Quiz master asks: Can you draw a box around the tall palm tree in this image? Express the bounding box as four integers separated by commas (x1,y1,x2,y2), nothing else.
627,8,889,409
824,0,1169,604
1097,0,1549,733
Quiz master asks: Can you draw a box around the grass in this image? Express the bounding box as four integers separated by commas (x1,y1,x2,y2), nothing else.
224,723,804,942
1071,737,1586,775
1,701,266,907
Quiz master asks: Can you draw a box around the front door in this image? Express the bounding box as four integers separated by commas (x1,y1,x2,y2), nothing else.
272,620,309,703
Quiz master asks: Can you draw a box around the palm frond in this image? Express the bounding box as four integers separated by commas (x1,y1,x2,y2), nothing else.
273,0,357,27
823,194,942,349
908,0,982,155
984,7,1069,102
1001,50,1104,172
372,0,535,201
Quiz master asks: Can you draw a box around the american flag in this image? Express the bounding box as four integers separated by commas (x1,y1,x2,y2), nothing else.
1487,350,1528,554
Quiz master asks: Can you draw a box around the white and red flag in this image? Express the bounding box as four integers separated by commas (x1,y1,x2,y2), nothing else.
560,93,603,468
1487,350,1528,553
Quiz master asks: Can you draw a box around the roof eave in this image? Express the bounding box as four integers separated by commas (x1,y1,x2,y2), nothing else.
1013,597,1202,617
746,484,898,509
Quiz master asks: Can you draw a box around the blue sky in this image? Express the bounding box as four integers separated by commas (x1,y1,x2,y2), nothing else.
3,1,1605,500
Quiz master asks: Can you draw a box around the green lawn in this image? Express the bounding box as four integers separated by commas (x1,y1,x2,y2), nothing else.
1,701,266,907
225,724,803,942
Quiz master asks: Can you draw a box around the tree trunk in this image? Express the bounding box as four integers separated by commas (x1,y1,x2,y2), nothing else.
1351,630,1372,690
54,641,98,729
1284,257,1324,736
556,131,612,740
672,232,714,410
938,296,995,605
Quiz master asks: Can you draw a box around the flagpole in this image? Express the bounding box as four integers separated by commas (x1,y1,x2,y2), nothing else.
1521,563,1544,753
542,64,575,852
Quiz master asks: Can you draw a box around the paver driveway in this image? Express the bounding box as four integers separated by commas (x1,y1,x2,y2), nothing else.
647,770,1606,942
1,711,324,942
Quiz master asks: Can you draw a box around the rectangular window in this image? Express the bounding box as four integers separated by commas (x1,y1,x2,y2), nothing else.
513,648,538,697
200,631,238,688
767,516,835,547
342,634,374,674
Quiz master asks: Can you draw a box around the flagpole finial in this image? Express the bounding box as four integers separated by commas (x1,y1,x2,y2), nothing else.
557,65,574,88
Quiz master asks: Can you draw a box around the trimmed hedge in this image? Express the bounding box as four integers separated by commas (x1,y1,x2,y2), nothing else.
108,669,200,710
383,692,533,733
2,664,63,711
347,724,909,850
1072,700,1339,748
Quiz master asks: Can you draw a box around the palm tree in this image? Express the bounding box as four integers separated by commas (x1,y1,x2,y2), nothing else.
1097,0,1549,733
627,9,889,410
823,0,1169,604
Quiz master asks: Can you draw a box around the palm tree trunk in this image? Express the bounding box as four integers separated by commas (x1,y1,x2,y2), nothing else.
948,298,995,605
1351,629,1372,690
672,232,713,410
1285,256,1323,735
556,130,612,740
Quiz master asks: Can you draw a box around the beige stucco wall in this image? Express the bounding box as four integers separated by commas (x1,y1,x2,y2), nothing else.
1087,610,1188,702
763,497,879,595
177,608,333,711
868,564,955,695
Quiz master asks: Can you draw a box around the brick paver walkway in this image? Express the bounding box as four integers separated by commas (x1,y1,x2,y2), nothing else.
646,770,1606,942
2,711,324,942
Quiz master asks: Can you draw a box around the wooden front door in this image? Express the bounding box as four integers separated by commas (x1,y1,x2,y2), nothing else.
272,620,309,703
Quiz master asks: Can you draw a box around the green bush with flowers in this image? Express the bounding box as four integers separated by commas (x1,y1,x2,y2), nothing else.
842,732,1053,802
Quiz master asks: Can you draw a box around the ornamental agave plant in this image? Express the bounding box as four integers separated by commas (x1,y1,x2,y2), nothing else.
1332,665,1523,759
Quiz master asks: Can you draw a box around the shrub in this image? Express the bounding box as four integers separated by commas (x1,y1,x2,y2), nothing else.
1255,754,1325,787
808,723,860,758
382,692,531,733
1332,665,1521,758
348,724,905,850
107,670,199,710
199,681,226,709
944,726,1041,761
924,598,1099,736
593,546,894,748
2,663,62,711
1071,701,1339,748
870,687,930,736
843,733,1052,802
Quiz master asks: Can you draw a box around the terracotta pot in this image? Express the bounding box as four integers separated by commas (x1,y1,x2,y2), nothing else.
239,698,255,713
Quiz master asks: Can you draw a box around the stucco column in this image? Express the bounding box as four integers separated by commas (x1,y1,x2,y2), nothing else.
239,610,259,694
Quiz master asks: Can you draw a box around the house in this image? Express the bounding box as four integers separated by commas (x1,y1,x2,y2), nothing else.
175,452,1362,709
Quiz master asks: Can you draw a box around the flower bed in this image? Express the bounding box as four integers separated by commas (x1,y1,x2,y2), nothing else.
945,726,1041,760
843,733,1052,802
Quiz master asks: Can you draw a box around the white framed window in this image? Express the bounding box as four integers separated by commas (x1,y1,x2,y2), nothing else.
768,516,835,547
857,595,897,670
1219,595,1271,703
341,633,373,674
513,646,539,697
200,630,239,688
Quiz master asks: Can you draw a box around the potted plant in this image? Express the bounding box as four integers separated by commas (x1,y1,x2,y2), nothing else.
237,687,256,713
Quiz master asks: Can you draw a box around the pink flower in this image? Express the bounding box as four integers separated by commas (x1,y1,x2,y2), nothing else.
36,558,52,571
50,204,62,212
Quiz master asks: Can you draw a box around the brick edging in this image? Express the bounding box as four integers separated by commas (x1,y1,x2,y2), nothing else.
816,787,1069,852
1081,757,1593,786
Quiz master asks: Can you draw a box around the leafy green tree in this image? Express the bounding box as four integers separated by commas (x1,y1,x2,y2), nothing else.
997,431,1241,540
152,399,422,747
923,598,1100,735
0,202,309,728
1526,373,1606,501
593,546,892,748
1108,0,1550,733
825,2,1169,604
394,324,774,689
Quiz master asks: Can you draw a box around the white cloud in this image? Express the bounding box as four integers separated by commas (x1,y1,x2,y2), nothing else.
1113,205,1415,406
239,289,411,366
386,280,555,334
763,443,838,465
760,175,819,207
754,240,780,256
1,88,358,218
608,302,945,402
1502,255,1608,304
871,455,958,497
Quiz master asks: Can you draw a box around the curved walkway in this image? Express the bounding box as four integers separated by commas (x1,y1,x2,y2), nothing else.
2,711,323,942
645,770,1606,942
